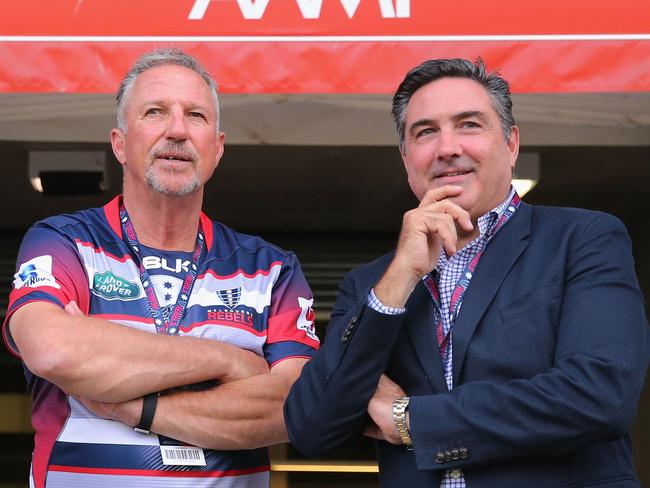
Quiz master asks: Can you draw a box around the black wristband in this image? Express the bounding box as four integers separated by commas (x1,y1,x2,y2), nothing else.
134,392,159,434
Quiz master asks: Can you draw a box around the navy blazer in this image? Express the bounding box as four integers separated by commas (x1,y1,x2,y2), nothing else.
285,203,650,487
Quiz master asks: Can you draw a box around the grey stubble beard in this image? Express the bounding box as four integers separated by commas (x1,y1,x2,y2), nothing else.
144,162,202,197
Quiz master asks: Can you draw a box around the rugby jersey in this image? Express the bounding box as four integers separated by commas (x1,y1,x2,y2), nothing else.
3,196,319,488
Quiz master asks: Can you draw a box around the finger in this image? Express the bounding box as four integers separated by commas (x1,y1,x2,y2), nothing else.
363,424,385,440
64,300,85,316
377,374,399,389
420,212,458,256
419,185,464,206
376,375,407,398
420,198,473,233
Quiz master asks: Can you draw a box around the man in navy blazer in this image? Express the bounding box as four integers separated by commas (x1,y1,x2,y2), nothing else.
284,58,649,487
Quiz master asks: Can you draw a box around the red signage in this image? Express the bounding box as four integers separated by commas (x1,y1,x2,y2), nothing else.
1,0,649,93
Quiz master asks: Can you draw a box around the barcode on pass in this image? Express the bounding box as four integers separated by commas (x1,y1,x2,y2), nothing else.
160,446,207,466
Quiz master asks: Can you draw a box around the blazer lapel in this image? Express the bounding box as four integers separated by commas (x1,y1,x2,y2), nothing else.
405,281,448,393
452,203,532,385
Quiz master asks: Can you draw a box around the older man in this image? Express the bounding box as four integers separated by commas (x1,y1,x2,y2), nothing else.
4,48,318,487
285,58,649,487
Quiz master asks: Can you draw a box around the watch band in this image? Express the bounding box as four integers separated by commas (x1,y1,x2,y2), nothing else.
134,392,159,434
393,396,413,449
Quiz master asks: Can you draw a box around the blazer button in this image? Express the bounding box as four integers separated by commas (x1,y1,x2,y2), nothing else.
444,450,452,462
451,449,460,460
341,330,351,343
459,447,469,459
340,317,357,343
435,452,445,464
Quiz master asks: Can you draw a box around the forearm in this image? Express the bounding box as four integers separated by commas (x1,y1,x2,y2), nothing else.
286,303,404,457
148,358,307,450
10,302,266,401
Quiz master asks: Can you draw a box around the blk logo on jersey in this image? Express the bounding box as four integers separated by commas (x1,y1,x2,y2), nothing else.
92,271,141,301
217,287,241,309
13,255,60,290
142,256,190,274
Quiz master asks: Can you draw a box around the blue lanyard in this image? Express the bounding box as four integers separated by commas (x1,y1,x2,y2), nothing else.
119,201,205,335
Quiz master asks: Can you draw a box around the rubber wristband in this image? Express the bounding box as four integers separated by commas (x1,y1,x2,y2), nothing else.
134,392,159,434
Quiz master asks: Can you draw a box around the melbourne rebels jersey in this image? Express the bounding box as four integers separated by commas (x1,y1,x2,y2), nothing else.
3,196,319,488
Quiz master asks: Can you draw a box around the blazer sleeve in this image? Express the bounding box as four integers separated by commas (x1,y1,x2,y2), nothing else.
284,261,405,457
408,212,650,471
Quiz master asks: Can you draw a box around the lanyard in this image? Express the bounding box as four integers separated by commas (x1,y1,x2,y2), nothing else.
423,193,521,360
119,201,205,335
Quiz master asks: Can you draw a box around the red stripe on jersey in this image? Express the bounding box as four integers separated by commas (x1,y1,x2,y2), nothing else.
102,196,123,239
270,355,312,368
200,262,282,281
48,464,270,477
179,319,266,337
199,211,214,251
267,309,320,349
9,285,67,307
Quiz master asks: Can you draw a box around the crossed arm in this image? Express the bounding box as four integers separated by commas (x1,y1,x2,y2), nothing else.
9,301,306,449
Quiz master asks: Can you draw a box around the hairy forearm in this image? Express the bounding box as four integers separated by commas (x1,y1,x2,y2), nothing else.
149,359,307,450
10,302,267,401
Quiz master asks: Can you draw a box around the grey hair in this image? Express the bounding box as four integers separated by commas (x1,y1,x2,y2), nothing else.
116,48,221,132
391,58,515,149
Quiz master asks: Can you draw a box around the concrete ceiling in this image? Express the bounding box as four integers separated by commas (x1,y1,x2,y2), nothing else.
0,92,649,146
0,91,648,238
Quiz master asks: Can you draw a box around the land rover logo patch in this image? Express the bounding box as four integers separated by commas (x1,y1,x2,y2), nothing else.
92,271,140,301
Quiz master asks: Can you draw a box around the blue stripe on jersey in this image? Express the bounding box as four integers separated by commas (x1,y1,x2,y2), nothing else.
49,442,269,472
265,341,316,365
9,291,64,313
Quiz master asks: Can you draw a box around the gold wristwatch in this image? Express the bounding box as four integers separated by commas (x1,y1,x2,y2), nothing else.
392,396,413,449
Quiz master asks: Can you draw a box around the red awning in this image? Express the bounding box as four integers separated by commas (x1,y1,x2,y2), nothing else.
1,0,649,94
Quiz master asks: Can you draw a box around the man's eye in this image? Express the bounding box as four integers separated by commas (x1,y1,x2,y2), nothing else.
461,121,480,129
145,108,163,116
188,112,207,120
416,128,434,138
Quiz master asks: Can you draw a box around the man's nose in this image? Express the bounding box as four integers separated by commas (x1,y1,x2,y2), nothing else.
165,110,189,140
437,128,462,160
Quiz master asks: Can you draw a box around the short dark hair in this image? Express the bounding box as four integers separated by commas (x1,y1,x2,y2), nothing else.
391,58,515,148
116,48,220,132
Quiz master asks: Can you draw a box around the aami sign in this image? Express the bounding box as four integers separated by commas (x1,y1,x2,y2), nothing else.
189,0,410,20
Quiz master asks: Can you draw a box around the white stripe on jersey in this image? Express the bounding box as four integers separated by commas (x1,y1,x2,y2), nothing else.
61,399,159,446
44,471,269,488
188,265,282,313
179,324,266,356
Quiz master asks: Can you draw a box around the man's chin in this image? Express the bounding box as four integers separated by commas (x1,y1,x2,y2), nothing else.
146,177,201,197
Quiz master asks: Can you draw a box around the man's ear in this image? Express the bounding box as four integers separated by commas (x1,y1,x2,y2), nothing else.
212,131,225,171
110,128,127,166
507,125,520,173
399,142,407,167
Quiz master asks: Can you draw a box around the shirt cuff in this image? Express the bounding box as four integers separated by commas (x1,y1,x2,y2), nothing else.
367,288,406,315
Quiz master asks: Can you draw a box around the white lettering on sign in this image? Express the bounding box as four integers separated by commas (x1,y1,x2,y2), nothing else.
189,0,410,20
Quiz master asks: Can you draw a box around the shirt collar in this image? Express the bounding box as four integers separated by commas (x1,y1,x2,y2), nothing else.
433,186,517,273
477,186,517,239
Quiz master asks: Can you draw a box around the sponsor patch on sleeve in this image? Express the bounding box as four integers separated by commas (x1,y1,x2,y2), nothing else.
13,255,61,290
297,296,318,342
